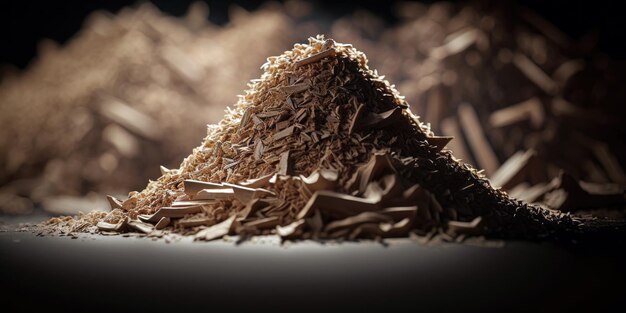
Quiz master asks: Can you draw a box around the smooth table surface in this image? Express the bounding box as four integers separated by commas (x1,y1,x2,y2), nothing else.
1,219,625,312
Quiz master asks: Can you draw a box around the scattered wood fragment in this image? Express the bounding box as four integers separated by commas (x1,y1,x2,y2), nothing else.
184,180,225,197
155,217,171,230
138,205,203,223
513,52,558,95
489,97,544,129
458,103,500,175
194,188,235,200
243,216,280,229
127,220,155,234
194,215,236,241
300,169,338,193
106,195,124,210
278,150,291,175
295,48,336,67
425,136,454,152
441,117,473,164
273,125,296,141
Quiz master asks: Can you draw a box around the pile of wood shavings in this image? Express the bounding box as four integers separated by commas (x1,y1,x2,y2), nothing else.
41,35,584,242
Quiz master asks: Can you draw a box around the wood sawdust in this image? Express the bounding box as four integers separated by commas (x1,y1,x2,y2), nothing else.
36,35,589,242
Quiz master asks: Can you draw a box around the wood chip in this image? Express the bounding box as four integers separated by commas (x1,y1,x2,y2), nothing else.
295,48,336,67
239,172,276,188
222,183,275,203
127,220,155,234
489,150,546,190
300,169,339,193
243,216,280,229
361,107,404,130
98,96,162,140
552,59,585,85
447,217,484,235
183,180,224,196
425,136,454,152
194,215,236,241
194,188,235,200
155,217,171,230
513,52,558,95
325,212,392,233
171,200,218,207
106,195,124,210
458,103,500,176
178,218,214,228
489,97,544,129
138,205,204,223
430,29,479,59
278,150,291,175
440,117,473,164
276,219,306,238
97,217,128,232
273,125,296,141
281,83,309,94
297,190,380,220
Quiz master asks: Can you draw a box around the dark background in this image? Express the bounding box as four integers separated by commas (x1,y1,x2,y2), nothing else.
1,0,625,70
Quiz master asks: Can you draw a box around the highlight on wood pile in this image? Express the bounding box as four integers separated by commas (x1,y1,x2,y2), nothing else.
0,2,309,215
38,36,595,242
329,1,626,217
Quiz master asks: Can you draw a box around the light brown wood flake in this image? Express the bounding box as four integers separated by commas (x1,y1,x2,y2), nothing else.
138,205,204,223
97,217,128,232
281,83,310,94
276,219,305,238
294,48,337,68
222,183,275,204
128,220,155,234
300,169,338,193
430,29,479,59
275,120,291,131
178,218,214,228
106,195,124,210
239,172,276,188
194,188,235,200
171,200,218,207
256,110,283,118
252,114,263,125
194,215,236,241
184,180,224,196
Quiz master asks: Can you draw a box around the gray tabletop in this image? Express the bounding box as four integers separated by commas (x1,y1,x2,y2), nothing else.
2,223,625,313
